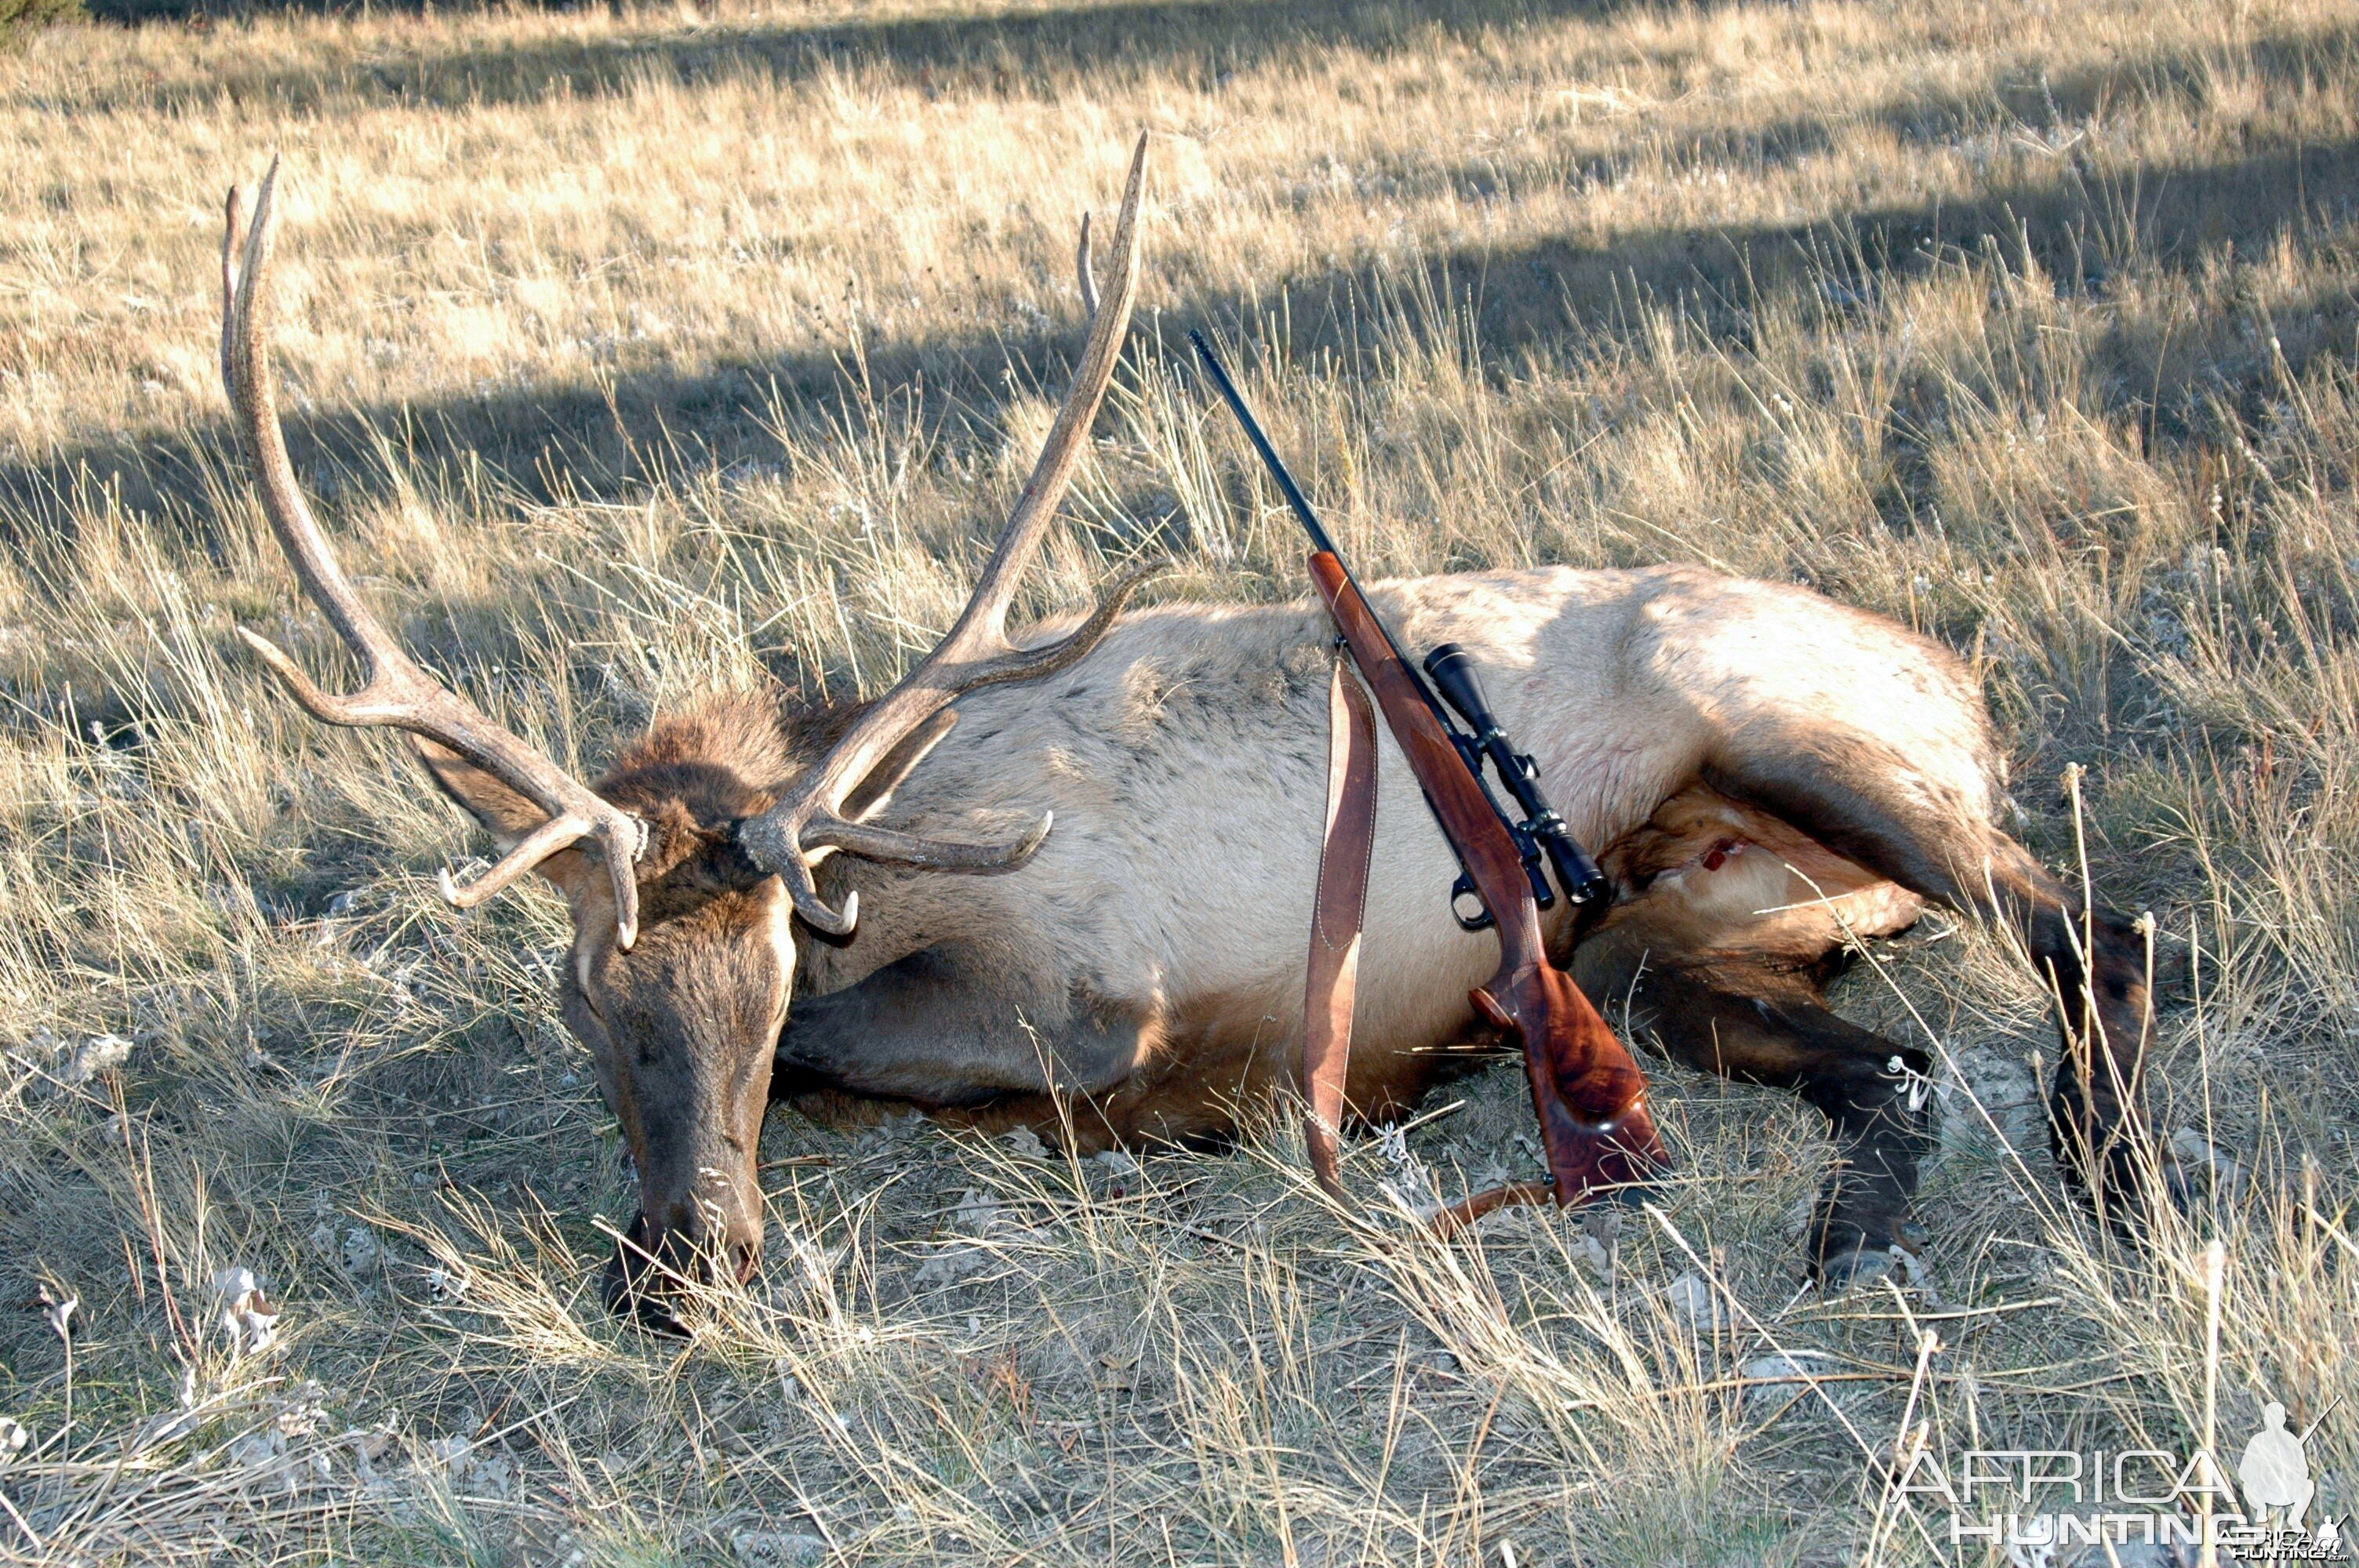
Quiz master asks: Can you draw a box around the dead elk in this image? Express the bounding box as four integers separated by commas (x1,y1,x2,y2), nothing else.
219,141,2167,1323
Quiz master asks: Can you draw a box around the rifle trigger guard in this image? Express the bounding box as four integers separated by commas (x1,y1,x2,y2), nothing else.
1450,875,1493,932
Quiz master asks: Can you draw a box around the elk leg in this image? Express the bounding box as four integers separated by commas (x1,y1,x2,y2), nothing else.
777,945,1150,1108
1702,744,2169,1218
1578,940,1929,1288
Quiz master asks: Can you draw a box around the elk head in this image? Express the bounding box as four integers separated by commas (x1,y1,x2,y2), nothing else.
219,138,1154,1326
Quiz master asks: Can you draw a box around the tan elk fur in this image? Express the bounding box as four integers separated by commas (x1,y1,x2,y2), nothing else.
780,563,1965,1144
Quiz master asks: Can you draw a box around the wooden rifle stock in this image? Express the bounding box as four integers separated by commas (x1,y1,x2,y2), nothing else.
1307,553,1666,1203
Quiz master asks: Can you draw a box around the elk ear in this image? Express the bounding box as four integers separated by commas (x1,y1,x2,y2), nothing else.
408,737,592,892
409,736,548,843
841,709,958,824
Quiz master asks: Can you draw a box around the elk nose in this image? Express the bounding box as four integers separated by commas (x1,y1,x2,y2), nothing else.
601,1213,762,1330
653,1192,764,1277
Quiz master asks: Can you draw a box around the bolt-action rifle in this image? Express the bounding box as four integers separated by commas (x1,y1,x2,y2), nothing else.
1190,331,1667,1214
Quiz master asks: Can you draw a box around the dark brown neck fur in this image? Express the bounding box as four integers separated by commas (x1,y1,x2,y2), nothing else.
589,695,814,923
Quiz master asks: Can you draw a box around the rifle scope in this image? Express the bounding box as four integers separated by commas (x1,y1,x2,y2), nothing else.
1423,644,1613,909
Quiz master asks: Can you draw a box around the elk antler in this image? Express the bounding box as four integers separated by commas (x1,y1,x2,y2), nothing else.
736,133,1155,935
221,162,651,949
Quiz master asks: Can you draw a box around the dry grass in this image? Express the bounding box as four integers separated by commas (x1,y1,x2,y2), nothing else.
2,0,2357,1562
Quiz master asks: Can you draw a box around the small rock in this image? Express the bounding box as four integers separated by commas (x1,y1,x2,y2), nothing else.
1739,1352,1836,1411
62,1034,133,1086
0,1417,27,1464
1663,1271,1732,1333
731,1530,827,1568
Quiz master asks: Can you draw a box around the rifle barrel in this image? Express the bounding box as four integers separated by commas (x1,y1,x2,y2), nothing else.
1190,333,1451,710
1187,331,1339,558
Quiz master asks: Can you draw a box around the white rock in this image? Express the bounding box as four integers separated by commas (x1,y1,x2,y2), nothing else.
0,1417,27,1464
1663,1271,1732,1333
731,1528,828,1566
63,1033,133,1085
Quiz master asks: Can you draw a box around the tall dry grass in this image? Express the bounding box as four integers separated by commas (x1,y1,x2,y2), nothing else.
1,0,2354,1562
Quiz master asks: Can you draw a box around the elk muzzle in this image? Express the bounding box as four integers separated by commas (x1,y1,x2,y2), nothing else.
602,1167,765,1330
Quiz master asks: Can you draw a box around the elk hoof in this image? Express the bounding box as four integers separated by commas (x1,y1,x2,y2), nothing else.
2062,1137,2195,1235
1813,1243,1899,1295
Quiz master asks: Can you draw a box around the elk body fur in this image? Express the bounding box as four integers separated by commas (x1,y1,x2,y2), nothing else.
783,563,1956,1121
649,558,2155,1290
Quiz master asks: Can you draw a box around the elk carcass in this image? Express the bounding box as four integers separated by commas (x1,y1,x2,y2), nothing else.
216,139,2163,1320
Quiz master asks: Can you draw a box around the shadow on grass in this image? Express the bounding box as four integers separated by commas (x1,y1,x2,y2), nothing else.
84,0,1691,101
7,129,2355,548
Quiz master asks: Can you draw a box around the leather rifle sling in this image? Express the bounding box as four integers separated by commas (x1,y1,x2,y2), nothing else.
1302,648,1379,1199
1300,648,1614,1227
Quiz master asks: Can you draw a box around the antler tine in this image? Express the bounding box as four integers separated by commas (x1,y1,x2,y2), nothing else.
222,161,649,949
925,554,1165,699
738,132,1153,935
220,184,245,405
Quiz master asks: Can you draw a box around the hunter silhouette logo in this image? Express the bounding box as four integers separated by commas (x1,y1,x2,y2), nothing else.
2230,1399,2345,1563
2240,1402,2317,1530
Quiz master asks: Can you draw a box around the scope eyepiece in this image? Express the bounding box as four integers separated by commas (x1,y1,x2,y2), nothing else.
1423,643,1499,736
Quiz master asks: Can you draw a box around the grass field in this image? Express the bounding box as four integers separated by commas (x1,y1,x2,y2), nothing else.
3,0,2357,1562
